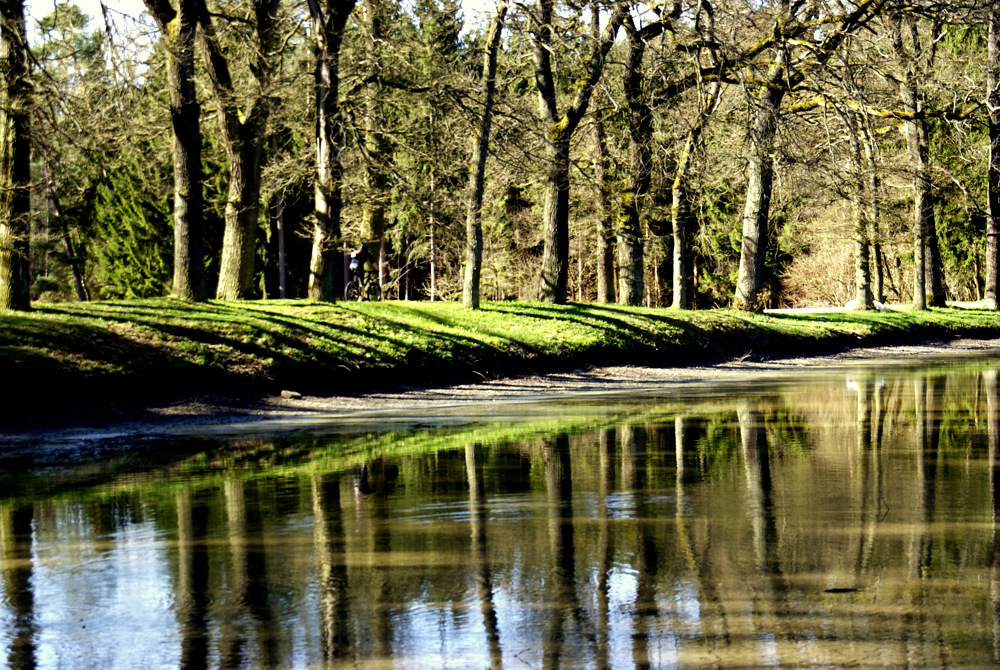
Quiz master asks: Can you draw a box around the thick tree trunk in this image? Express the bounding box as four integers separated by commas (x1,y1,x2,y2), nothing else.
307,0,355,301
616,188,643,305
0,0,31,311
199,0,279,300
734,51,786,310
615,18,653,307
987,5,1000,309
168,0,206,302
532,0,624,303
846,113,872,310
539,138,571,301
923,179,945,306
904,119,929,310
862,135,884,303
463,0,507,309
216,132,265,299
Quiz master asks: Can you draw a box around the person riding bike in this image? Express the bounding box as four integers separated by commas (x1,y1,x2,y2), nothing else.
349,243,372,281
346,243,379,301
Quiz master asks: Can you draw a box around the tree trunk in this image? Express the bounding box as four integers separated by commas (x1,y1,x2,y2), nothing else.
847,112,872,309
199,0,280,300
904,119,930,310
853,200,873,309
672,81,720,309
307,0,355,301
592,111,615,304
359,0,389,287
216,132,265,299
615,17,654,307
590,0,614,304
532,0,624,303
734,50,786,310
539,137,571,301
616,188,643,304
862,134,885,303
430,158,437,302
0,0,31,311
987,4,1000,309
146,0,207,302
463,0,507,310
923,181,945,306
889,13,947,310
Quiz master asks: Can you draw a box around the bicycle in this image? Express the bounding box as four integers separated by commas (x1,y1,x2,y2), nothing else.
345,245,381,301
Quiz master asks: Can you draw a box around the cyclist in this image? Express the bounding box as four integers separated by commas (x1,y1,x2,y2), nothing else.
349,243,372,284
346,243,379,301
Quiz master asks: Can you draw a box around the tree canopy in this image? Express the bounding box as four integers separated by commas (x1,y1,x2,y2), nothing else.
1,0,995,311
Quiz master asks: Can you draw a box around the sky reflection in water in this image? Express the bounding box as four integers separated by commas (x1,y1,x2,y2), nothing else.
4,355,1000,668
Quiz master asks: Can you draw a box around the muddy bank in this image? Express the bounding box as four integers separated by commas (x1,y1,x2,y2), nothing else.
3,336,1000,452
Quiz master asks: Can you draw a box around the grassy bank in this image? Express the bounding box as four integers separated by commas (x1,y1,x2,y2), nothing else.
3,298,1000,419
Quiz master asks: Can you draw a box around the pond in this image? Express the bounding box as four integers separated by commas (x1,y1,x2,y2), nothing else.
4,353,1000,668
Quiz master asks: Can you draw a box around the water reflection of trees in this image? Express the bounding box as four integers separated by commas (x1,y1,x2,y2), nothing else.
1,501,37,670
7,365,1000,666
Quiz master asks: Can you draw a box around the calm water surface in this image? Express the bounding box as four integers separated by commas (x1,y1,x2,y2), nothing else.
5,355,1000,668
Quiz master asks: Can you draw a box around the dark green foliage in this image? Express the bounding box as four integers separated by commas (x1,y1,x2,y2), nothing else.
89,162,173,299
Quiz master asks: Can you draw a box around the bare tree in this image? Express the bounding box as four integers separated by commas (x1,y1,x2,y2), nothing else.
198,0,282,299
590,0,615,304
616,10,666,306
886,11,945,309
734,0,885,310
145,0,206,302
531,0,626,303
671,0,722,309
463,0,509,309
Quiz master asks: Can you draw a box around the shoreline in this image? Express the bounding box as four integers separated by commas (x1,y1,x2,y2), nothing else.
5,336,1000,453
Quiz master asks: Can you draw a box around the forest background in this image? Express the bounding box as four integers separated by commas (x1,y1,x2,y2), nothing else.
0,0,998,313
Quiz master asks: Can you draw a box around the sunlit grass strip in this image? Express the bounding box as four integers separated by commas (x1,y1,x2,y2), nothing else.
1,298,999,419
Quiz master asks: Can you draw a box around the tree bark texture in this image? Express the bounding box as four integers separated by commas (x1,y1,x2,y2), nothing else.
590,0,614,304
987,4,1000,309
616,188,643,305
307,0,356,301
199,0,280,300
734,50,786,311
862,134,884,303
532,0,624,303
147,0,206,302
846,112,872,309
671,81,720,309
539,138,571,302
462,0,507,309
0,0,31,311
592,110,615,304
616,16,656,307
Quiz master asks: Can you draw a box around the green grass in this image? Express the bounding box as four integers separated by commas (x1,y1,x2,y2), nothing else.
2,297,999,419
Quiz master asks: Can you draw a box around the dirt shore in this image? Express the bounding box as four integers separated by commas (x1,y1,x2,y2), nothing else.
4,336,1000,452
